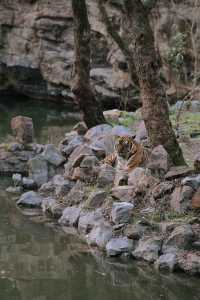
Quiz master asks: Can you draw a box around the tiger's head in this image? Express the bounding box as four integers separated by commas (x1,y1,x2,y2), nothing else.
114,135,138,159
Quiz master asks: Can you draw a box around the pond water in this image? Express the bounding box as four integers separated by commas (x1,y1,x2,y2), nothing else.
0,96,200,300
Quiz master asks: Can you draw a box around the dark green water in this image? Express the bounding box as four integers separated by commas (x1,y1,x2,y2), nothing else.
0,97,200,300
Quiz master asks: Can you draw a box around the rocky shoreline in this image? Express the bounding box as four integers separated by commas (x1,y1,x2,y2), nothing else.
2,113,200,276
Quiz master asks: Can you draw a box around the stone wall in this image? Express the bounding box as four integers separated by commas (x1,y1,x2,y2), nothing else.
0,0,199,107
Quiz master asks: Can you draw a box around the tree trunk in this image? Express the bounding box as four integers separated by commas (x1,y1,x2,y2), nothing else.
71,0,106,128
99,0,185,165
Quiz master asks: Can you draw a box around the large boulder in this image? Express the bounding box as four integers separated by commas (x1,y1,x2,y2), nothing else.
58,206,82,227
42,197,65,218
11,116,34,144
17,191,42,207
147,145,171,177
128,167,158,194
155,253,178,272
78,209,104,234
86,190,107,209
163,224,194,253
106,237,134,257
132,237,162,262
98,164,115,187
68,144,93,168
85,124,112,141
111,202,134,224
60,135,85,158
111,186,135,202
42,144,65,167
181,174,200,191
87,221,113,248
178,252,200,275
28,155,48,187
89,134,115,158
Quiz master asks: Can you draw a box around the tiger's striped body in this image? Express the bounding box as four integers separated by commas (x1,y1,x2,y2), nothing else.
103,136,149,173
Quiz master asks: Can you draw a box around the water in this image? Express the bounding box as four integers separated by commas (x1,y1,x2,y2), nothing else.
0,96,80,145
0,97,200,300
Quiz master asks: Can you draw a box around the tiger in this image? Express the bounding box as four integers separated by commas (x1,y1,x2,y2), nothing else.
102,135,149,173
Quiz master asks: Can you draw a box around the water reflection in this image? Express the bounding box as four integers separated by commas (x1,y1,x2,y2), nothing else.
0,96,79,145
0,177,200,300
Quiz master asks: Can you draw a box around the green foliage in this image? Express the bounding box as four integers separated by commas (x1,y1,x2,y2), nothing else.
167,32,187,78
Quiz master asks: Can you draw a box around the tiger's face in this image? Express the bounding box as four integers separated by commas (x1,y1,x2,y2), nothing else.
115,136,138,159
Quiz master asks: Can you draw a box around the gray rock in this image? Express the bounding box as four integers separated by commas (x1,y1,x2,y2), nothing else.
80,156,99,168
42,197,65,218
22,177,36,190
111,186,135,202
147,145,171,176
155,253,177,272
132,237,162,262
86,190,107,208
87,221,113,248
89,134,115,158
78,209,104,234
28,155,48,187
85,124,112,141
6,186,22,194
68,144,93,168
181,175,200,191
42,144,65,166
98,164,115,187
12,173,22,186
17,191,42,207
111,202,134,224
60,135,85,158
163,224,194,253
135,121,147,142
58,206,81,226
177,252,200,275
39,181,55,195
124,224,147,240
106,237,134,257
111,125,135,137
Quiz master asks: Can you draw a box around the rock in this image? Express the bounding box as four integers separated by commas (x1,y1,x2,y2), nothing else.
85,124,112,141
39,181,55,195
165,166,194,180
52,175,74,197
87,221,113,248
159,221,180,234
111,186,135,202
124,224,147,240
181,174,200,191
11,116,34,144
28,155,48,187
86,190,107,209
68,144,93,168
111,202,134,224
194,153,200,172
42,197,65,218
22,177,37,190
151,182,175,200
60,135,85,158
17,191,42,207
89,134,115,158
163,224,194,253
155,253,177,272
132,237,162,262
114,170,128,186
191,188,200,209
170,185,195,213
178,252,200,275
135,121,147,142
106,237,134,257
111,125,135,137
58,206,82,227
6,186,22,194
78,209,104,234
80,156,99,168
128,167,158,194
98,164,115,187
73,122,88,135
103,109,122,122
42,144,65,167
12,173,22,186
62,181,88,206
147,145,171,177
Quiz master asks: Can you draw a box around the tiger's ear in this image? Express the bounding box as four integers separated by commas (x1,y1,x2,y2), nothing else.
131,134,136,140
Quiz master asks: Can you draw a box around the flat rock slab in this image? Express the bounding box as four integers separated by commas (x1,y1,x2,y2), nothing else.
17,191,42,207
106,237,134,257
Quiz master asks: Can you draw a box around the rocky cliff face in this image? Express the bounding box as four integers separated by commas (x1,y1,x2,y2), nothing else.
0,0,198,108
